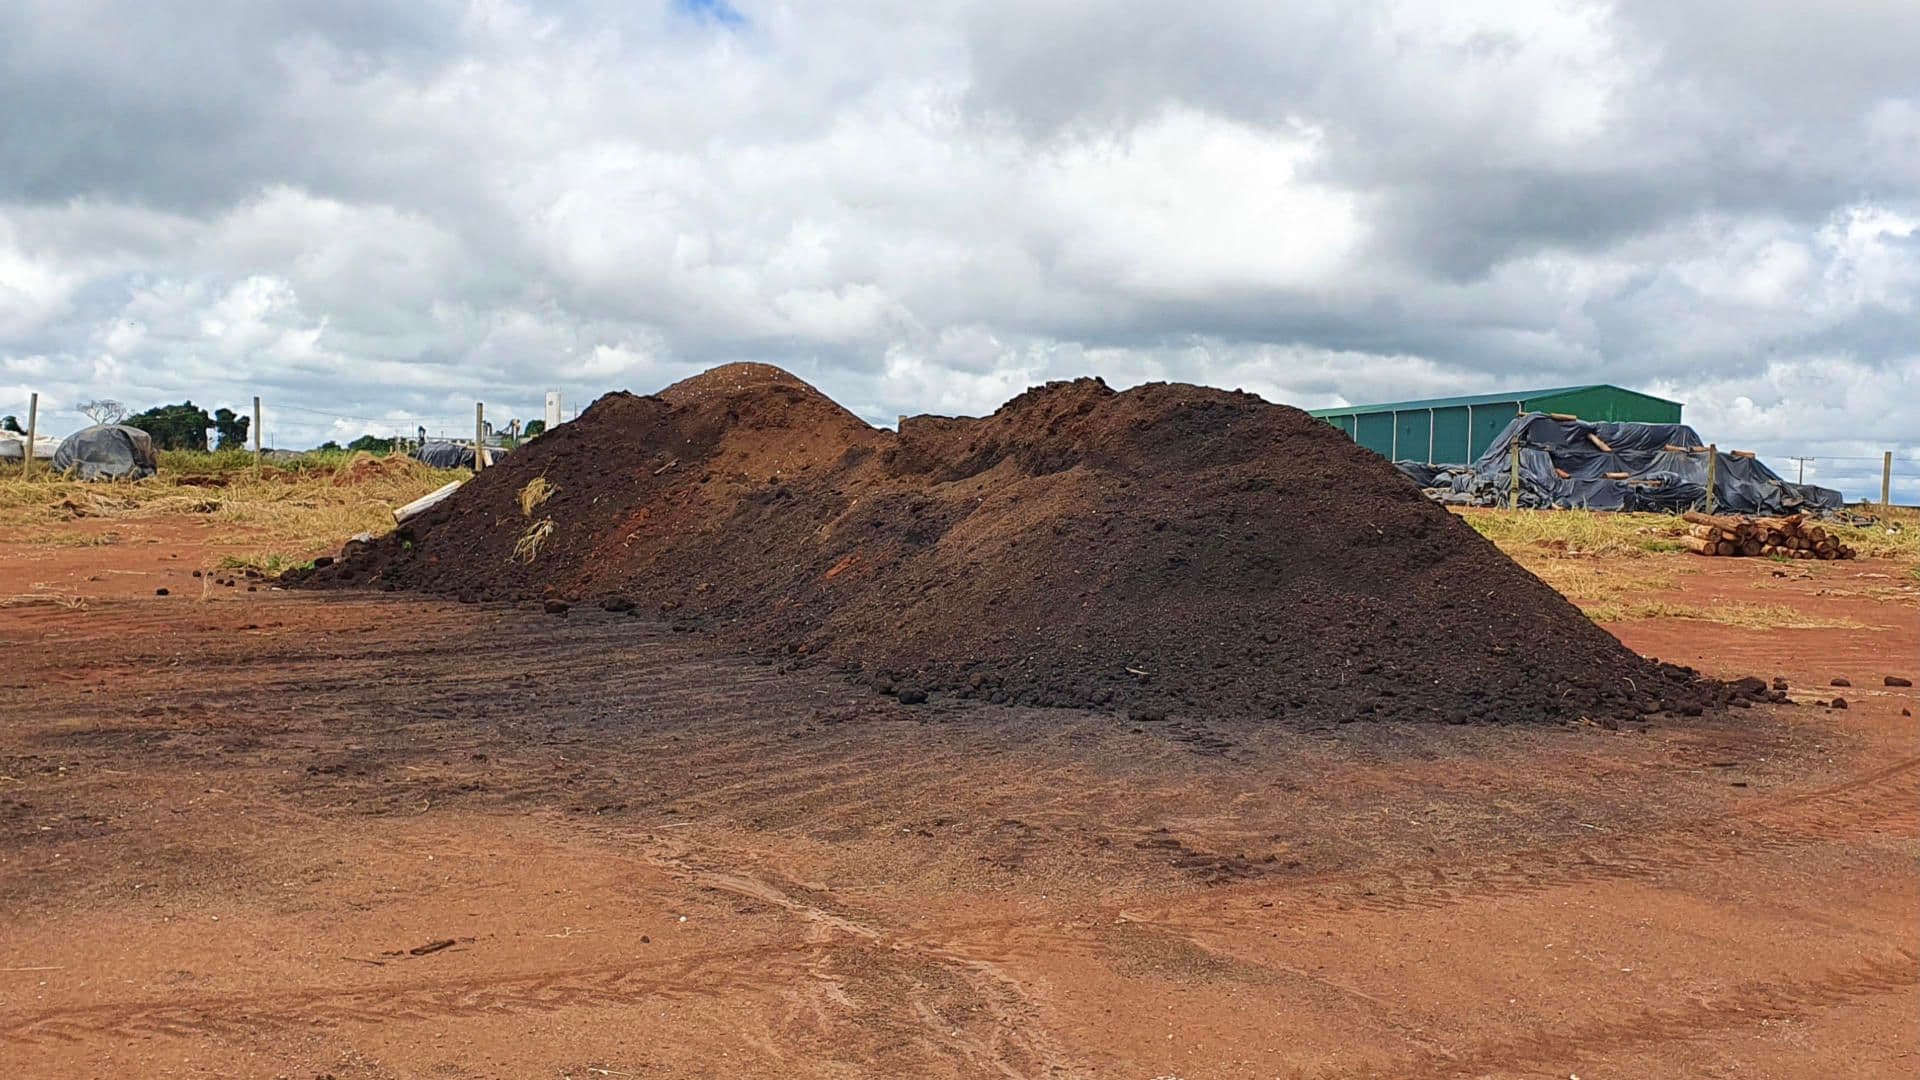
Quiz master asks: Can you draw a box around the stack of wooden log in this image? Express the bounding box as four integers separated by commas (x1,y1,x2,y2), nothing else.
1680,511,1854,560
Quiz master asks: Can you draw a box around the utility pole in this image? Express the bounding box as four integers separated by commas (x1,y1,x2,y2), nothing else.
1884,451,1894,507
1789,455,1811,484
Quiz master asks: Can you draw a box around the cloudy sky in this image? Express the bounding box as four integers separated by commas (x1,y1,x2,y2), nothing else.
2,0,1916,497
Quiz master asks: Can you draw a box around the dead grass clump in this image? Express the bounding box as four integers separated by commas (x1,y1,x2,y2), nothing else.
518,476,556,517
512,518,555,563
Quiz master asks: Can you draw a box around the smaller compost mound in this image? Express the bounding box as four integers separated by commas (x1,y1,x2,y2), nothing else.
306,366,1757,725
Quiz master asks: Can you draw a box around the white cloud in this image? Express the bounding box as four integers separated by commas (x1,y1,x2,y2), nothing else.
0,0,1913,497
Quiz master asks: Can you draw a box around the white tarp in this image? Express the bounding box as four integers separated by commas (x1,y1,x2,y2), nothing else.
0,432,62,460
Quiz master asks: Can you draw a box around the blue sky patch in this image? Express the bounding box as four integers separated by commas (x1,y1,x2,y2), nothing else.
674,0,746,28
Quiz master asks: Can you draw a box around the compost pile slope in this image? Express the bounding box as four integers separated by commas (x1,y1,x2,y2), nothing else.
308,363,1757,724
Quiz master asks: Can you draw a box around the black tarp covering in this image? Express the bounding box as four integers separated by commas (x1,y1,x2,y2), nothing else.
412,441,504,469
1397,413,1842,514
48,424,158,481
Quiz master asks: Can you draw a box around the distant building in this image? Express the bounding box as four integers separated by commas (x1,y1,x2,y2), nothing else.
1308,384,1683,464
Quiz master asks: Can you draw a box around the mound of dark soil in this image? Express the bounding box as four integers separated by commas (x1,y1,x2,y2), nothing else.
302,363,1762,724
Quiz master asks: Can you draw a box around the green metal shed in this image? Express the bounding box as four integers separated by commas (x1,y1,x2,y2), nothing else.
1306,384,1682,464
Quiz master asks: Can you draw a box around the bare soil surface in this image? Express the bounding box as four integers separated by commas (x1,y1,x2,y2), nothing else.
2,522,1915,1078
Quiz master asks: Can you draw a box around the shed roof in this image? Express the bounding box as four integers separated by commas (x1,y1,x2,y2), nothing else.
1305,384,1680,417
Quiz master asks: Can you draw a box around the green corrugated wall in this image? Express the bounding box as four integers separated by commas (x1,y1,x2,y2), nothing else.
1394,411,1429,462
1526,387,1681,424
1432,406,1470,463
1313,386,1680,464
1354,413,1394,457
1470,403,1521,460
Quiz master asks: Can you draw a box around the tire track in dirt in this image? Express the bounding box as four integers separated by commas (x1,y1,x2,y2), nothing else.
2,841,1087,1077
658,848,1084,1078
1118,753,1920,927
8,757,1909,1067
0,944,824,1047
1366,950,1920,1079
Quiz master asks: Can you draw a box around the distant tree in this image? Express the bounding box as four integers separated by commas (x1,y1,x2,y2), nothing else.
126,402,213,450
1,415,21,434
316,439,343,452
347,434,397,454
212,407,251,450
77,399,128,425
522,418,547,438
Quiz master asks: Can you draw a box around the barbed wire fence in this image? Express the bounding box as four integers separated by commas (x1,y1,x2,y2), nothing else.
3,390,564,477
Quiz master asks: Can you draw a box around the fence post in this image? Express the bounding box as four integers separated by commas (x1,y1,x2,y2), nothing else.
1705,444,1717,515
474,402,485,472
24,392,38,478
1884,451,1894,507
1508,437,1520,510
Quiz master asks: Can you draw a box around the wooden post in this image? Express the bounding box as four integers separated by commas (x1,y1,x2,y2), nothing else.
1705,443,1717,515
252,395,262,474
1508,437,1520,510
474,402,485,472
23,392,37,478
1884,451,1894,507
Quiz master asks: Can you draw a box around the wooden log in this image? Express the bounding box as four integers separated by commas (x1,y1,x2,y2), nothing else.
1588,433,1614,452
1681,535,1716,555
1604,471,1630,480
1716,540,1737,556
1740,539,1762,556
1731,450,1756,459
1683,511,1748,531
1548,412,1578,421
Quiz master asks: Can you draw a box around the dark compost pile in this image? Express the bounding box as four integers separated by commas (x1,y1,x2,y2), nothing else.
302,364,1765,724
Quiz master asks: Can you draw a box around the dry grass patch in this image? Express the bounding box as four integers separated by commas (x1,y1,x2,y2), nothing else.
1462,504,1918,568
1519,559,1681,608
1457,507,1692,558
1824,504,1920,562
0,451,461,573
1585,599,1867,629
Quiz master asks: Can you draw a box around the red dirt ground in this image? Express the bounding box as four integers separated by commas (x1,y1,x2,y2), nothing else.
2,520,1915,1078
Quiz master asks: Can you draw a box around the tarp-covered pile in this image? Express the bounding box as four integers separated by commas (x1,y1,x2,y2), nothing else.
1398,413,1842,514
412,441,499,469
47,424,158,481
